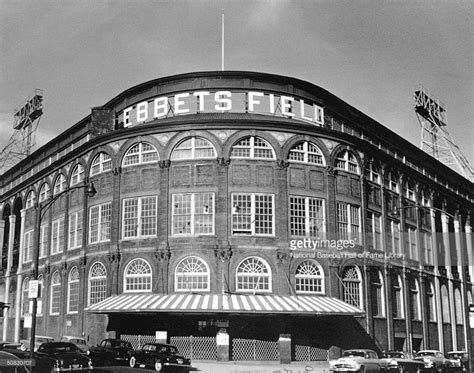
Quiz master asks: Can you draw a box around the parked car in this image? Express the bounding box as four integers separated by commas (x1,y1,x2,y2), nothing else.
381,351,425,373
414,350,452,372
60,336,90,354
329,349,389,372
0,350,30,373
446,351,469,372
34,342,93,372
89,338,134,366
129,343,191,372
0,342,30,358
19,335,54,352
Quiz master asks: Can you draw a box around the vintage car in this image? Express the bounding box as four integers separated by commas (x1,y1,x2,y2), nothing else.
329,349,389,372
414,350,453,372
19,335,54,352
88,338,134,366
129,343,191,372
60,336,90,354
0,350,30,373
0,342,30,358
446,351,469,372
34,342,93,372
381,351,425,372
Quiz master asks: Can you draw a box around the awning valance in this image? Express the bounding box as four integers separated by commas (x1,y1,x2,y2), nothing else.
85,293,364,316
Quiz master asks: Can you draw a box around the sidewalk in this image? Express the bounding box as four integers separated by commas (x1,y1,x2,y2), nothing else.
191,360,331,373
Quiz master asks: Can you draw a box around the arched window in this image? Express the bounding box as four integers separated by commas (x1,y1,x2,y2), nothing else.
67,267,80,314
124,258,152,293
392,275,404,318
22,278,30,316
231,136,275,159
50,271,61,315
342,266,362,308
288,142,325,165
90,152,112,176
70,164,85,186
335,150,359,174
236,257,271,292
441,285,450,323
454,288,463,325
53,174,67,195
37,275,44,316
122,142,159,166
385,171,399,193
295,260,324,294
426,281,436,322
89,262,107,306
25,191,36,209
365,162,381,184
38,183,51,203
410,278,421,320
171,137,216,160
175,256,210,292
371,270,385,317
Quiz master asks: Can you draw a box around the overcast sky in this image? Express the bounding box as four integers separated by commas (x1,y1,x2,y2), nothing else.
0,0,472,173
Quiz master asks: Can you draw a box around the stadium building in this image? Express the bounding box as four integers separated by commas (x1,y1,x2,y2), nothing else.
0,71,472,363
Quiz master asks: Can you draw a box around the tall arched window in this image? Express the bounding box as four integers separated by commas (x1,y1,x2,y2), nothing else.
410,278,421,320
441,285,450,323
335,150,359,174
175,256,210,292
50,271,61,315
231,136,275,159
124,258,152,293
67,267,80,314
171,137,216,160
25,191,36,209
38,183,51,202
22,278,30,316
371,270,385,317
89,262,107,306
236,257,271,292
288,142,325,165
426,281,436,322
70,164,85,186
53,174,67,195
392,275,404,318
122,142,159,166
365,162,381,184
454,288,463,325
295,260,324,294
90,152,112,176
385,171,399,193
342,266,362,308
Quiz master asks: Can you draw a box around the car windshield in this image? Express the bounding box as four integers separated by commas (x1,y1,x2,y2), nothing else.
383,352,404,358
111,341,132,349
343,351,365,357
39,343,78,353
417,351,435,357
447,353,463,359
142,344,157,351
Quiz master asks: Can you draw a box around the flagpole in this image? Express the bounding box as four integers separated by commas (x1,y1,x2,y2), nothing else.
221,10,225,71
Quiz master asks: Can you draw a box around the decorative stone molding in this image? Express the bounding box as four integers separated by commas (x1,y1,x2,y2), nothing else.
276,159,289,169
154,245,171,262
79,255,87,268
276,249,290,264
107,250,121,264
326,166,337,177
159,160,171,169
217,157,231,167
112,167,122,176
214,246,232,262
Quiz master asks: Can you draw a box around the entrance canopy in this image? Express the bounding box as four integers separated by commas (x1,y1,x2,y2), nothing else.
85,293,363,316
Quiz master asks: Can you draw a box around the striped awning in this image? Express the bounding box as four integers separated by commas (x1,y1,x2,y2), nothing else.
85,293,363,316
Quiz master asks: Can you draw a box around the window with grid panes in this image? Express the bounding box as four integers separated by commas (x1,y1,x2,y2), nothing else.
39,224,48,258
26,191,36,209
68,210,83,249
336,203,360,242
123,142,159,166
407,226,418,260
236,257,271,292
371,270,385,317
289,196,325,238
230,136,275,159
175,256,210,292
232,193,274,236
22,278,30,316
366,212,382,251
295,260,324,294
410,279,421,320
39,183,51,202
89,202,111,243
288,142,324,165
23,230,33,263
385,172,399,193
392,275,404,318
405,183,416,201
90,152,112,176
392,221,401,254
70,164,85,186
67,267,80,314
365,162,381,184
171,137,216,160
88,262,107,306
172,193,214,236
51,217,65,255
335,150,359,174
124,258,152,292
122,196,157,238
50,271,61,315
342,266,362,308
53,174,66,195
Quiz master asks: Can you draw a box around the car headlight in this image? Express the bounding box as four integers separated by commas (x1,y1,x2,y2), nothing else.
387,359,398,367
155,362,162,370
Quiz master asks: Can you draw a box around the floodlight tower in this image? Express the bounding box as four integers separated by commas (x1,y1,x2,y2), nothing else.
0,89,43,172
414,86,474,182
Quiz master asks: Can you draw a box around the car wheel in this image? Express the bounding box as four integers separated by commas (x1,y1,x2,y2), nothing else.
154,361,163,372
129,356,136,368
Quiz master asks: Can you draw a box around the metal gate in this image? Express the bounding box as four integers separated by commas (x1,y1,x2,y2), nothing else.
294,344,328,361
169,336,217,360
232,338,279,361
121,334,156,350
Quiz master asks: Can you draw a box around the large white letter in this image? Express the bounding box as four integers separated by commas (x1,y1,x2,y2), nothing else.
215,91,232,111
300,100,312,121
123,107,133,127
248,91,264,112
314,105,324,124
154,97,168,118
281,96,295,117
193,91,210,112
174,93,190,114
136,101,148,122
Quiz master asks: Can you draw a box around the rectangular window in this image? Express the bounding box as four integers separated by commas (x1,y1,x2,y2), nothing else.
50,286,61,315
39,225,48,258
23,230,33,263
68,282,79,314
172,193,214,236
89,202,111,243
51,217,65,255
366,212,382,251
232,193,274,236
123,196,157,238
392,221,401,254
407,226,418,261
423,232,433,265
289,196,325,238
68,210,83,249
337,202,361,243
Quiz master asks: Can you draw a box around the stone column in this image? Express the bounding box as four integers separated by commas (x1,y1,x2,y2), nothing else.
14,209,26,341
3,214,16,341
465,214,473,282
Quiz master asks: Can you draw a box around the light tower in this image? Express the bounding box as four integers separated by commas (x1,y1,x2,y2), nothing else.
414,86,474,182
0,89,43,172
